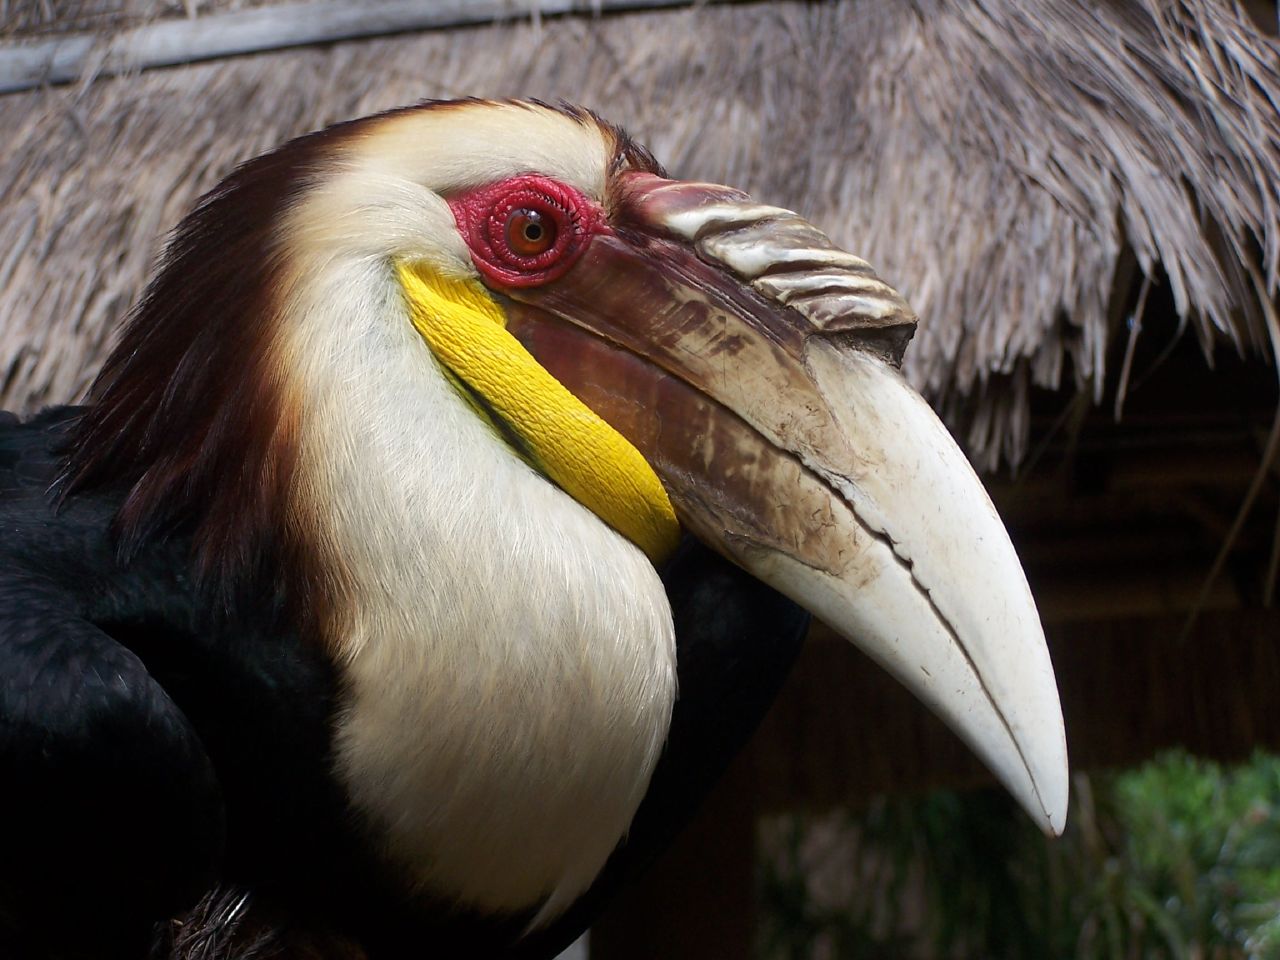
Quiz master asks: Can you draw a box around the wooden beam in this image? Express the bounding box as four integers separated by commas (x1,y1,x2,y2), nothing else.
0,0,721,95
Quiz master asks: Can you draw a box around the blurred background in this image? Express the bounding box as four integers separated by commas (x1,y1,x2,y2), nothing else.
2,1,1279,957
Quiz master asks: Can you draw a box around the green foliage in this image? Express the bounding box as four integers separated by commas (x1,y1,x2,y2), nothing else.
758,752,1280,960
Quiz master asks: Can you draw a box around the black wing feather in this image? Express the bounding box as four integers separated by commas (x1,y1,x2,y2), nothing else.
0,409,224,958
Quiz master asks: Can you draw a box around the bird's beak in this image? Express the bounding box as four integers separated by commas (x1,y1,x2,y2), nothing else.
501,173,1068,834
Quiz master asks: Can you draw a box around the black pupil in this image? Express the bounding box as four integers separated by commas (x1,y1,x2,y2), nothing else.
523,222,543,241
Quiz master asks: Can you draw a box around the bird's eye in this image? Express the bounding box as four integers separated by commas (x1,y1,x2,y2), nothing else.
506,208,557,257
449,175,604,288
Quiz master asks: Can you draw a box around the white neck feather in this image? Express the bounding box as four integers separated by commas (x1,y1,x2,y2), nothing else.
279,256,678,920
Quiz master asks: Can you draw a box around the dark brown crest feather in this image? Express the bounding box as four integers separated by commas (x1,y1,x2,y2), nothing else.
58,111,392,611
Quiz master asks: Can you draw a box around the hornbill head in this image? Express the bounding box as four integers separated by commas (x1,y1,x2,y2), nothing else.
66,99,1066,930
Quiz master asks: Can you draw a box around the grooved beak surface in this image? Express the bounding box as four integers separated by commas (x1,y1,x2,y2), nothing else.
500,174,1069,833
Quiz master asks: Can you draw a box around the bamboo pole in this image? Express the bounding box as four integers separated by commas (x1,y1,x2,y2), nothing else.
0,0,719,95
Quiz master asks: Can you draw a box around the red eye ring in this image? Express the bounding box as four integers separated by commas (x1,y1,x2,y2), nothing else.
449,175,605,288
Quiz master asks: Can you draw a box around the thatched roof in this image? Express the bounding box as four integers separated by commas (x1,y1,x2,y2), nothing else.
2,0,1278,468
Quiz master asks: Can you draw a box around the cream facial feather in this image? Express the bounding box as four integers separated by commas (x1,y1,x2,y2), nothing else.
273,103,677,918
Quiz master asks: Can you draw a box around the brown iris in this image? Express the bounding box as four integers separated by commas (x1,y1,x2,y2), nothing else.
506,208,557,257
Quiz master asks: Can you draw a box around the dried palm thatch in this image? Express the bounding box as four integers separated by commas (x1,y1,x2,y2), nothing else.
1,0,1277,468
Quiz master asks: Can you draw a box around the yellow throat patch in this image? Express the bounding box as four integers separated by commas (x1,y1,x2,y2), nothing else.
397,262,680,565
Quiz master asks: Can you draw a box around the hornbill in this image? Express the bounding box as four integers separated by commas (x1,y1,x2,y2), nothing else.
0,100,1067,959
